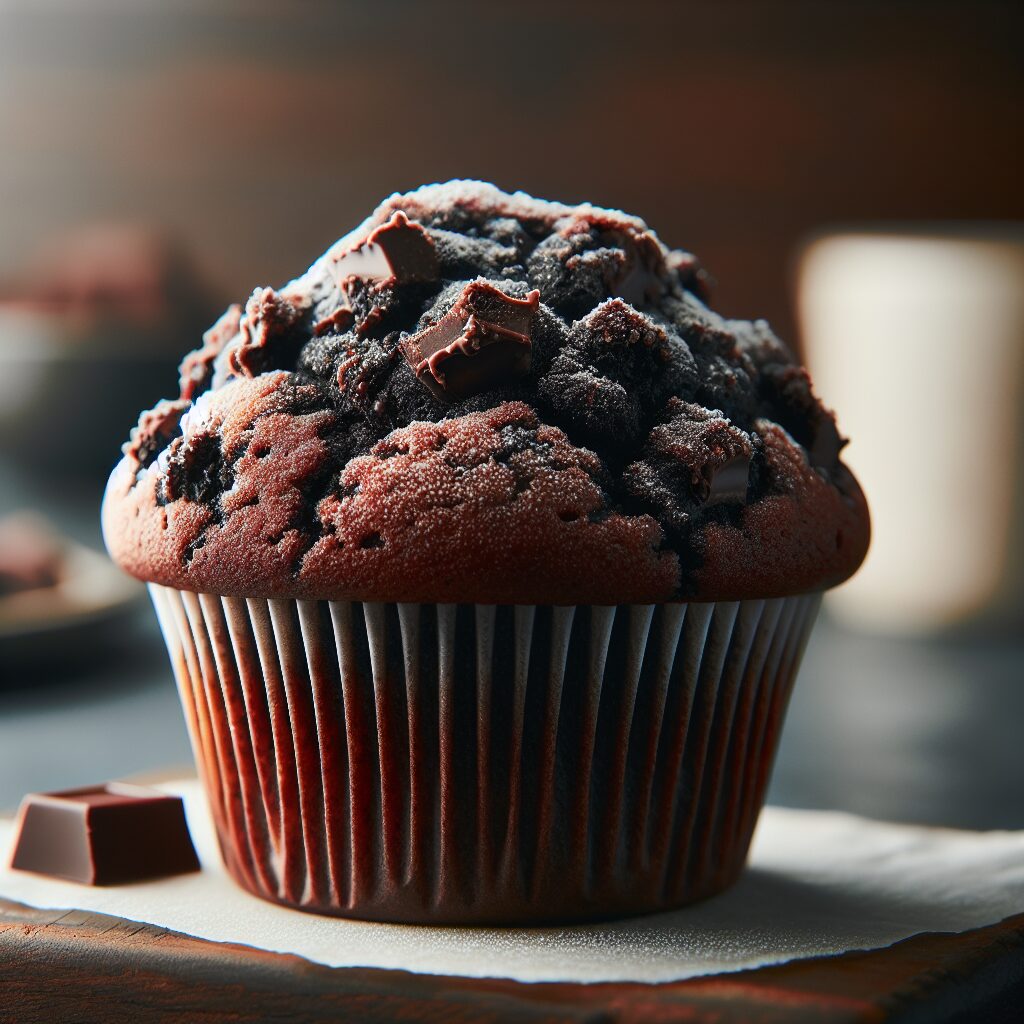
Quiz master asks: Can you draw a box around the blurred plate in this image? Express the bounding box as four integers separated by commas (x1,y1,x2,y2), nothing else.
0,543,144,668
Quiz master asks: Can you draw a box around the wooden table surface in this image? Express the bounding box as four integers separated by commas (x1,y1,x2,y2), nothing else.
2,897,1023,1023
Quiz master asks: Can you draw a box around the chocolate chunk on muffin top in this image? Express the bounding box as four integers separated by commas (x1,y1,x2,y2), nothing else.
102,181,868,603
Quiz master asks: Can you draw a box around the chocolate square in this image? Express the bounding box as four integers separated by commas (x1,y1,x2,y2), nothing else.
327,211,439,291
401,282,540,401
704,453,751,506
10,784,200,886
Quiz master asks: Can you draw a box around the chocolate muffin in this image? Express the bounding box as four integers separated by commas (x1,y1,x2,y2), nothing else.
103,181,868,923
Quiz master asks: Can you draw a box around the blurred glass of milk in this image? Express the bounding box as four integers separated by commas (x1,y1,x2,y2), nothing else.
798,229,1024,633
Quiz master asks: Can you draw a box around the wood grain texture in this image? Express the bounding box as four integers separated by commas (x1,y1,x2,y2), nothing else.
1,898,1023,1023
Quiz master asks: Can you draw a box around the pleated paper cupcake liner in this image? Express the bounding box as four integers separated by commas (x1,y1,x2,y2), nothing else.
149,587,820,924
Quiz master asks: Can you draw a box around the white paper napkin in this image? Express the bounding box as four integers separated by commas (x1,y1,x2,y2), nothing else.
2,779,1022,983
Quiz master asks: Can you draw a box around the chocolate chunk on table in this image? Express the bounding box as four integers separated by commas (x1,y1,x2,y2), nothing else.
10,784,199,885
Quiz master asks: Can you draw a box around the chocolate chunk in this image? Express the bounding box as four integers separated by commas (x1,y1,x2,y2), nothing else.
10,784,200,885
400,282,539,401
327,211,439,291
611,230,667,308
704,453,750,505
625,399,754,525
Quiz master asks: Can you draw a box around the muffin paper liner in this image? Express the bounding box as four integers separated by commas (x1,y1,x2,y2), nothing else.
149,587,820,924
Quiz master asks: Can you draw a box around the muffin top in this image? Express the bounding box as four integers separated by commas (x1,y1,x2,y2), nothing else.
102,181,868,604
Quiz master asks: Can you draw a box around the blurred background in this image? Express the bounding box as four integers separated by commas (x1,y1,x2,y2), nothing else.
1,1,1022,829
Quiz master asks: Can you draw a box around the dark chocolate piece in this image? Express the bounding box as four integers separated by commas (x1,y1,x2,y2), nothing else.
10,784,200,885
704,453,750,505
327,211,439,291
609,231,666,308
401,282,540,401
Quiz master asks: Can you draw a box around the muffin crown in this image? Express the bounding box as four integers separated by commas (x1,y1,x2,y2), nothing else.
103,181,868,602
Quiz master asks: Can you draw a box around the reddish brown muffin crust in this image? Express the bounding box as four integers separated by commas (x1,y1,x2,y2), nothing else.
103,182,867,603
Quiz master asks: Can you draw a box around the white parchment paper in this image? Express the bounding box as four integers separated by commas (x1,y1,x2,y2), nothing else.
2,779,1022,983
